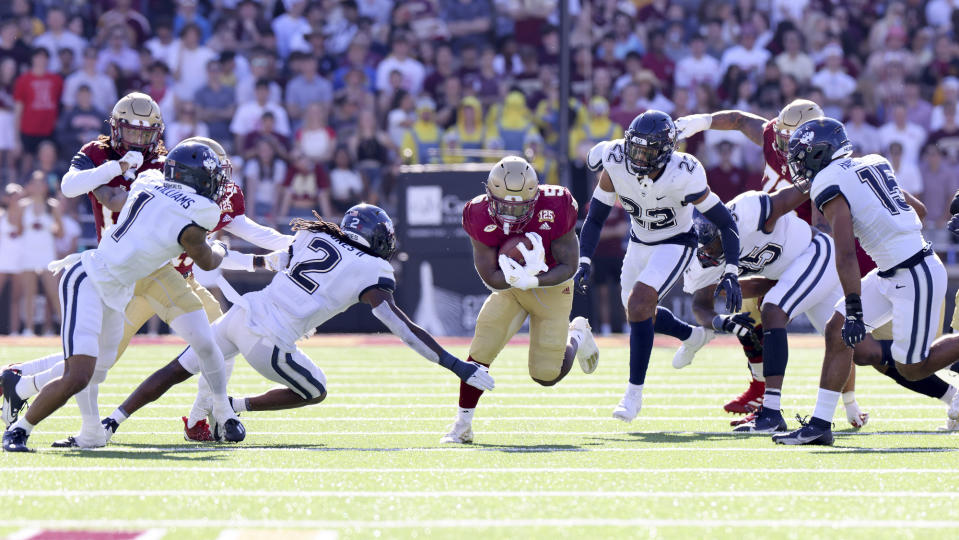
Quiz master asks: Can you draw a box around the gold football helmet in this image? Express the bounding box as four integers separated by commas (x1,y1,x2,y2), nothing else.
774,99,823,154
109,92,164,156
486,155,539,233
182,136,232,181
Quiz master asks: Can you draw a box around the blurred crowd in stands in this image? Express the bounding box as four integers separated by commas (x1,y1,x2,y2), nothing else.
1,0,959,335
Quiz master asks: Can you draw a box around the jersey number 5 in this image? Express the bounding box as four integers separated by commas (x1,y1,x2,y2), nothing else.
856,164,910,215
287,238,342,294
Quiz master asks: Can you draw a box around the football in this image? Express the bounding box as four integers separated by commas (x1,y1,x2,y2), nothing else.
498,235,533,266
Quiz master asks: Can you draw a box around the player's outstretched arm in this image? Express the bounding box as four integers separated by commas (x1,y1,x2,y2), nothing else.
362,288,495,391
536,229,578,287
179,224,225,271
223,214,294,251
766,185,810,227
92,184,129,213
575,170,616,294
675,110,767,146
470,237,510,290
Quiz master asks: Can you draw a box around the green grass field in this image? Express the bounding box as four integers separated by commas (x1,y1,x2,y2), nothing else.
2,336,959,540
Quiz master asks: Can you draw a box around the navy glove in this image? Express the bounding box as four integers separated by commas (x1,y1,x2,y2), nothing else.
948,214,959,239
712,312,756,338
841,294,866,348
716,271,742,313
949,190,959,215
573,262,591,295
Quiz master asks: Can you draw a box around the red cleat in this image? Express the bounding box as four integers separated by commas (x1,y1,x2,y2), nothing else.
724,378,765,414
182,416,215,442
730,410,758,427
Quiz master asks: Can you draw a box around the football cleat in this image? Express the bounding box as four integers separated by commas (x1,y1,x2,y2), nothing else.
732,406,787,433
948,391,959,426
440,422,473,444
939,416,959,432
844,402,869,428
2,427,31,452
569,317,599,374
102,418,119,444
612,387,643,422
672,327,714,369
730,410,758,427
52,426,108,449
724,378,765,414
772,416,834,446
1,368,27,428
50,436,80,448
217,418,246,443
183,416,215,442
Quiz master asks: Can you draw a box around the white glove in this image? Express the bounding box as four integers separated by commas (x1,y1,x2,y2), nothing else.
499,254,539,290
674,114,712,140
465,364,495,391
263,249,290,271
118,150,144,171
517,232,548,275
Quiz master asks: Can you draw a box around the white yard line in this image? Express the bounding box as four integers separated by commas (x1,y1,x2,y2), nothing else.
4,518,959,530
0,466,954,474
3,489,958,498
30,445,959,454
42,415,950,422
89,391,946,399
45,429,958,436
64,403,948,410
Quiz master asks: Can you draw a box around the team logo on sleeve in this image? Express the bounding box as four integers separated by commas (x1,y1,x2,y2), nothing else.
538,209,555,222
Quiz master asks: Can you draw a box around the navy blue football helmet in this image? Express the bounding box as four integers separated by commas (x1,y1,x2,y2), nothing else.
694,212,723,268
340,203,397,260
786,118,853,193
624,110,677,176
164,141,226,201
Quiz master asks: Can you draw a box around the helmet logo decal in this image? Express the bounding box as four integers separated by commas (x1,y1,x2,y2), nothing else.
203,156,218,172
484,224,497,232
799,131,815,144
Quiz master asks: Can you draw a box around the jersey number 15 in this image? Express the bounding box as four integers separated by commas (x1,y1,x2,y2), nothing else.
856,163,910,215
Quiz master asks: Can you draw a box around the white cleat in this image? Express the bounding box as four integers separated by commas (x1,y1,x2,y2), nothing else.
570,316,599,374
944,393,959,431
439,422,473,444
612,389,642,422
672,327,714,369
845,402,869,428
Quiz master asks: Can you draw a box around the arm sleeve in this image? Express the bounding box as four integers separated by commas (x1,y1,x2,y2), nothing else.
218,250,255,271
61,158,123,198
698,192,740,266
222,214,293,251
371,302,440,363
579,187,615,260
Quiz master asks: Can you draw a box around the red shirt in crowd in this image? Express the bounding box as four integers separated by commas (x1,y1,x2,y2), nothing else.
13,71,63,136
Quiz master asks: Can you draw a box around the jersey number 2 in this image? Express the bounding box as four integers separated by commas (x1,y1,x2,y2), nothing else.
856,164,910,215
111,192,154,242
287,237,342,294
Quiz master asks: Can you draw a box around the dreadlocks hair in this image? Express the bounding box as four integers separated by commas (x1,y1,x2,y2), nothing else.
289,210,380,257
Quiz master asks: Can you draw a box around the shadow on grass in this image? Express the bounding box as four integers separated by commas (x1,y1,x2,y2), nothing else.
51,442,328,460
590,431,760,444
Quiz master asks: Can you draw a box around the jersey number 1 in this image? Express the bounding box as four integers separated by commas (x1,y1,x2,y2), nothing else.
111,192,155,242
856,164,910,215
287,237,342,294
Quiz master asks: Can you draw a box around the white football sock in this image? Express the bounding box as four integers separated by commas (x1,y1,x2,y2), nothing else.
108,407,128,425
626,383,643,396
812,388,841,423
11,416,34,435
749,361,765,382
16,353,63,376
841,391,856,408
941,386,957,405
18,362,65,398
457,407,475,425
74,381,103,440
233,397,250,413
763,388,782,411
169,310,229,407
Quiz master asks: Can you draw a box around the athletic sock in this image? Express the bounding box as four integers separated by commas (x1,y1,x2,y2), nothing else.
762,328,788,379
842,391,856,408
232,397,251,413
18,362,65,398
763,388,781,411
16,353,63,376
108,407,128,425
653,307,693,341
878,340,951,400
943,386,958,405
628,318,655,385
811,388,841,425
456,407,475,425
458,357,488,409
11,416,34,435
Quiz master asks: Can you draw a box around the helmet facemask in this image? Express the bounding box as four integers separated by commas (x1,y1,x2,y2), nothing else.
486,187,539,234
624,129,672,176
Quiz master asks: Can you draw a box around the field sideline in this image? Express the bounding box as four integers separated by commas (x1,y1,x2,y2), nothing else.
1,335,958,540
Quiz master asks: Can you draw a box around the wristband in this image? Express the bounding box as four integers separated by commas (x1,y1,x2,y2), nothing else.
439,352,476,380
844,293,863,318
723,264,738,276
253,255,265,269
579,256,592,266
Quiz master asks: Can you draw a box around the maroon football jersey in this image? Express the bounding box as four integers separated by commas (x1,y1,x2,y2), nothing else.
462,184,578,269
68,138,164,241
173,182,247,275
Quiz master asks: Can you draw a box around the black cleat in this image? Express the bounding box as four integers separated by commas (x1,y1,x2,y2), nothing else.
1,368,27,428
2,427,32,452
220,418,246,443
732,406,787,433
51,436,81,448
772,416,835,446
102,418,119,443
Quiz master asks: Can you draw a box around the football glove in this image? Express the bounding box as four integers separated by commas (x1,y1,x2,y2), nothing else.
262,248,290,272
674,114,712,140
439,353,495,391
573,261,591,295
841,293,866,348
950,190,959,215
118,150,144,171
517,232,548,275
499,254,539,290
715,270,742,313
712,312,756,338
948,214,959,239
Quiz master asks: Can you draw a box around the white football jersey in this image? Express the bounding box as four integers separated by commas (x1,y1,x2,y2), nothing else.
81,170,220,309
810,154,924,271
683,191,813,292
593,140,708,243
243,230,396,349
